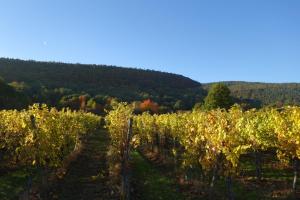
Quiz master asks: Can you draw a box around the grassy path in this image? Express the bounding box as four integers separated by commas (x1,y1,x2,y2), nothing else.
131,151,184,200
0,168,33,200
47,129,112,200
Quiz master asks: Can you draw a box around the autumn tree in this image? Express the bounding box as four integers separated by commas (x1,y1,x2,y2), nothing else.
140,99,159,113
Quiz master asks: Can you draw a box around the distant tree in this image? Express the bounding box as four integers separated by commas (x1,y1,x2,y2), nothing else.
140,99,159,113
86,98,104,114
139,92,150,100
9,81,30,92
173,100,185,110
204,83,233,110
59,94,82,110
79,95,87,110
193,102,204,111
87,98,97,110
94,95,107,105
158,105,171,114
104,97,119,111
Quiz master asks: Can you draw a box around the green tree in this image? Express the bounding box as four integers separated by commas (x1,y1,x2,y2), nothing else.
204,83,233,110
193,102,204,111
174,100,185,110
87,98,97,110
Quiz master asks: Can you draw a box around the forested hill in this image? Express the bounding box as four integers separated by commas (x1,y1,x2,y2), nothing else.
0,58,200,90
0,58,205,110
1,58,299,110
204,81,300,107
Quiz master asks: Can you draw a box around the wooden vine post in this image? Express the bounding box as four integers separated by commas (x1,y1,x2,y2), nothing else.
121,118,133,200
293,158,299,196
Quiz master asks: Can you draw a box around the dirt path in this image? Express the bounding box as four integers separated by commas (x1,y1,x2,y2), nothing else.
47,129,113,200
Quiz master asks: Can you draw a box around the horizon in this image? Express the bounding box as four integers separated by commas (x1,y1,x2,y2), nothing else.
0,1,299,83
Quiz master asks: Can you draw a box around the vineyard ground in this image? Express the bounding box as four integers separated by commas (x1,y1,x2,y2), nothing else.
131,150,184,200
134,148,299,200
0,167,36,200
46,128,113,200
1,130,300,199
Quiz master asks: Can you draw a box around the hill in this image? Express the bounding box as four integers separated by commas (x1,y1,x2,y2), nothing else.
1,58,300,110
204,81,300,107
0,58,205,110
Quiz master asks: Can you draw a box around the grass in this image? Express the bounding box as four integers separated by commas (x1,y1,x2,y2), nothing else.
133,149,299,200
0,167,35,200
235,154,297,199
212,178,260,200
131,151,184,200
46,129,111,200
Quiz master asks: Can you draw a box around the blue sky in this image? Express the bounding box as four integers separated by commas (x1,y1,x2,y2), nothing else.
0,0,299,83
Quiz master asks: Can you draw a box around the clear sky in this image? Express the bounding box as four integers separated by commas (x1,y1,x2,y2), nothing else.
0,0,299,83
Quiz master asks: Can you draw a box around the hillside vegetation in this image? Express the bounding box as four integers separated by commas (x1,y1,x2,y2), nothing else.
204,81,300,107
0,58,204,111
0,78,29,109
1,58,300,111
